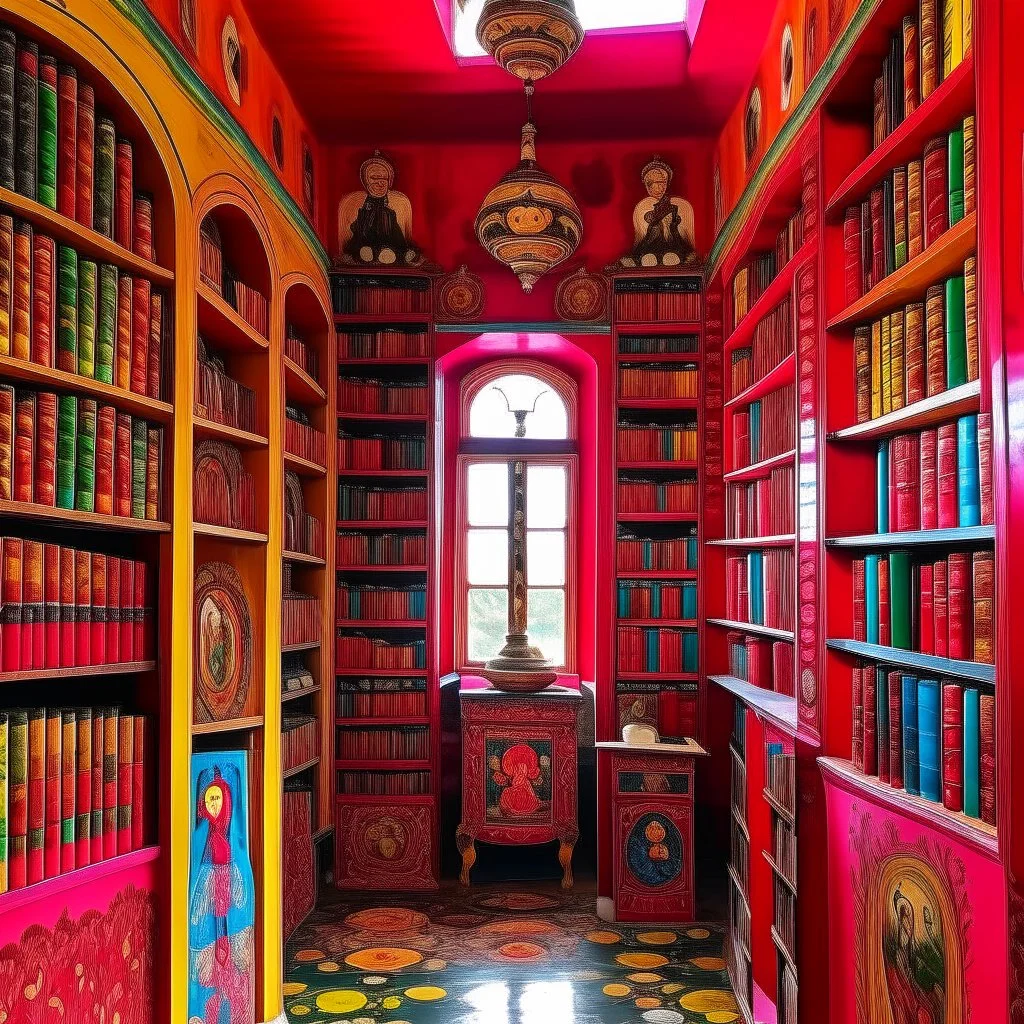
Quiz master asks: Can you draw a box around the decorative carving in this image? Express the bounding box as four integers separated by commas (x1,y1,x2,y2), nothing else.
744,86,763,169
336,802,436,890
554,266,608,323
781,24,795,111
193,561,253,724
476,0,584,83
194,440,257,532
283,789,316,943
435,265,485,321
1010,878,1024,1024
220,16,244,106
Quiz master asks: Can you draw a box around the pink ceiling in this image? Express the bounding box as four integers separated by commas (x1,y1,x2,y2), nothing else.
242,0,775,143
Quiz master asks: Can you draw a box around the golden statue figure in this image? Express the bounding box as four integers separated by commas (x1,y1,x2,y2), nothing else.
617,157,699,269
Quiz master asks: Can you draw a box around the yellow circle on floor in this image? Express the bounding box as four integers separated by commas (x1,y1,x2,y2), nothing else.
282,982,307,996
706,1013,740,1023
679,990,740,1013
317,960,340,972
627,972,665,983
315,990,368,1013
689,956,726,971
661,983,685,994
616,952,670,969
293,949,325,962
586,929,622,944
636,931,677,945
290,1007,310,1017
383,995,402,1009
404,985,447,1001
686,927,711,939
345,947,424,971
603,983,633,997
635,996,662,1008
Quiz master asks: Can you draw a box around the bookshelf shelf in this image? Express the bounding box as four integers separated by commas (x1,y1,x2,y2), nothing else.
0,500,170,533
725,351,796,410
828,379,981,441
827,212,977,330
825,638,995,684
616,671,699,682
336,619,426,629
335,667,427,677
617,461,700,471
193,522,268,545
707,618,796,641
763,850,797,894
616,397,699,411
197,282,270,352
0,355,174,422
337,564,428,573
336,520,428,530
612,321,703,334
0,187,174,284
334,758,432,771
337,467,428,479
724,448,797,482
618,619,698,628
616,569,699,580
284,356,326,405
706,534,796,548
283,450,327,477
616,351,701,363
282,641,321,654
616,511,698,523
191,716,265,736
283,550,327,566
193,415,269,449
825,525,995,548
337,410,430,423
283,756,320,779
0,660,156,684
336,716,432,727
709,674,799,733
334,313,431,326
337,355,432,366
282,685,321,704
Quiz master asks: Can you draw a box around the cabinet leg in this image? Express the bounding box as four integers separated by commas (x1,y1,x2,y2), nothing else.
558,839,575,889
456,827,476,886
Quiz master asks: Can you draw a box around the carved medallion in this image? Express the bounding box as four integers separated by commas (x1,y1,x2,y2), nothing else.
554,266,608,323
435,265,485,321
193,561,252,724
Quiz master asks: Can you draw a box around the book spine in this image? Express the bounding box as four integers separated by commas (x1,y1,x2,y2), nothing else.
115,272,131,391
13,40,38,201
957,413,980,526
979,692,996,824
844,206,862,304
75,546,90,666
133,192,154,262
120,557,133,660
0,29,15,192
93,118,115,239
36,55,57,210
890,549,912,650
0,385,10,501
865,554,879,644
43,541,59,668
56,244,77,373
941,681,963,811
852,663,864,769
131,276,150,396
77,258,97,379
106,554,120,663
917,678,941,801
59,544,74,667
75,708,91,866
44,708,60,878
75,83,95,228
881,314,892,415
972,548,994,664
55,393,76,509
870,319,882,419
853,558,866,641
889,670,904,789
116,712,132,854
948,126,965,227
877,666,890,784
902,674,920,795
147,291,163,400
876,442,889,533
56,65,76,219
863,664,877,776
60,708,75,873
146,426,161,520
94,403,115,516
933,557,949,657
90,709,103,862
102,706,117,859
923,138,949,248
13,389,33,503
74,397,96,512
854,325,871,422
920,0,940,100
947,551,972,660
942,0,964,77
903,16,919,116
7,710,27,889
11,219,30,361
91,551,107,665
26,708,44,883
0,214,11,357
132,715,145,849
924,284,945,398
878,556,891,647
96,262,116,384
114,138,133,251
131,417,146,518
22,539,41,669
115,411,132,517
34,390,56,507
978,411,993,525
907,159,924,263
963,687,980,819
963,114,976,215
31,232,54,367
870,186,885,286
919,561,935,654
936,422,958,528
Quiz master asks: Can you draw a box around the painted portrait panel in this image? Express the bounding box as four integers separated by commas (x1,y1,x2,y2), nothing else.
484,737,552,825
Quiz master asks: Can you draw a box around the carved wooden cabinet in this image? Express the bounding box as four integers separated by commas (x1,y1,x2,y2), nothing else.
597,739,708,921
457,685,581,888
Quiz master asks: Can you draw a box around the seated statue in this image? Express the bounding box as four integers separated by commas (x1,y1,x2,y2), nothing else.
618,157,700,269
337,151,422,266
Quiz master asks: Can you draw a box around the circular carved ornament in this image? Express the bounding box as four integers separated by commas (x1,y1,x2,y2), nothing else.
554,266,608,323
435,265,485,321
193,561,252,724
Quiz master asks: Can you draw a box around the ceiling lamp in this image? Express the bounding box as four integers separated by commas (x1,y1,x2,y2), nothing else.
476,0,584,82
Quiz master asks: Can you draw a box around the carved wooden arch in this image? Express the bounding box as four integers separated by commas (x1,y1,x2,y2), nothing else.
281,272,333,337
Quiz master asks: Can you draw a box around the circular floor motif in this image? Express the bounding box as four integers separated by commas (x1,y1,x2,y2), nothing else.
642,1010,686,1024
480,918,559,936
635,997,662,1008
636,930,678,945
706,1013,740,1023
315,990,368,1013
678,990,740,1014
282,981,307,996
689,956,726,971
476,892,560,912
616,952,670,969
496,940,546,960
344,947,424,971
344,907,429,933
584,929,622,944
362,975,389,985
293,948,325,962
316,961,340,972
403,985,447,1001
686,927,711,939
660,983,685,994
603,983,633,997
436,913,487,928
422,958,448,970
627,972,665,983
289,1006,310,1017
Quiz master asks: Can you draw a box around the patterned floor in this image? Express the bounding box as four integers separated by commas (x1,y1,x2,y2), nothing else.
284,882,739,1023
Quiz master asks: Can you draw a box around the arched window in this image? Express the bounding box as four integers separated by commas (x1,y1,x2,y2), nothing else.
457,362,577,672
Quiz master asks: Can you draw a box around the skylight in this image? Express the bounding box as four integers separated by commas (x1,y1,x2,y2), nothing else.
453,0,687,59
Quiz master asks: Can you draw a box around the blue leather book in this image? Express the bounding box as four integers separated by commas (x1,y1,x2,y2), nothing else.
865,555,880,643
876,441,890,533
877,667,890,782
651,583,662,619
617,584,628,618
917,678,941,802
646,628,658,672
643,539,652,570
957,414,980,526
682,582,697,619
962,686,980,818
749,400,761,462
748,551,764,624
902,674,920,796
686,534,698,568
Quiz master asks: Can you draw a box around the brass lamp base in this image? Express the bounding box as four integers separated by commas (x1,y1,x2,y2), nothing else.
482,633,557,693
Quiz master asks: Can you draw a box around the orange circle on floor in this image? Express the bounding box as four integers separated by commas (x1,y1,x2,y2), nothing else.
344,947,424,971
344,907,429,933
616,952,670,969
636,931,678,945
496,941,546,960
585,929,622,944
293,949,325,962
481,919,559,936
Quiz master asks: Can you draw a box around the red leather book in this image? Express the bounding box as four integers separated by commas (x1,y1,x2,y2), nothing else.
114,411,132,517
923,137,949,248
27,707,45,884
936,422,958,528
101,707,119,859
115,272,131,391
890,308,905,410
56,65,77,219
861,199,873,293
91,551,107,665
907,160,924,262
843,206,862,304
75,82,95,228
106,554,120,663
977,411,993,525
34,390,56,507
43,541,59,669
147,291,163,400
863,665,877,776
853,558,866,641
872,76,885,148
90,709,103,863
902,16,919,116
947,551,972,660
979,693,996,825
22,539,42,671
920,0,940,99
877,668,890,784
114,138,133,251
891,432,920,531
924,284,945,398
852,664,864,770
878,557,891,647
145,426,161,521
130,277,150,396
941,682,963,811
870,186,885,286
133,193,154,262
120,558,133,660
0,216,11,359
893,168,908,271
132,715,145,849
137,560,149,658
0,384,12,500
919,562,935,654
75,708,91,868
732,411,750,469
60,708,75,873
13,389,34,503
933,558,949,657
31,232,55,367
972,549,994,665
59,544,74,667
919,427,938,529
74,547,90,666
94,403,115,515
1,536,21,672
888,670,903,789
11,219,31,361
44,707,60,878
965,254,978,381
116,712,133,854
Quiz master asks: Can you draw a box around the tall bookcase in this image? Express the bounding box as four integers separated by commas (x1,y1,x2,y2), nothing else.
332,269,439,890
609,272,704,746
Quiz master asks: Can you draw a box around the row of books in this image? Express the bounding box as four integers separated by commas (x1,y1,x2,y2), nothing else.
732,699,747,749
612,278,701,323
618,363,698,400
853,549,993,663
731,743,747,820
335,632,427,669
617,529,698,572
0,706,148,893
282,576,321,648
616,580,697,620
338,329,429,360
616,683,697,740
281,714,319,772
853,262,978,422
0,28,155,254
851,667,993,823
618,334,698,355
336,530,427,567
337,430,426,471
726,464,794,539
335,725,429,761
195,339,260,436
616,420,698,462
869,5,971,151
730,820,749,893
616,625,697,673
336,770,431,795
284,479,324,557
194,442,257,533
336,676,427,718
618,474,697,514
0,222,167,399
729,301,792,399
0,387,163,519
731,383,795,470
772,814,796,887
843,123,974,303
284,407,326,467
338,377,428,416
1,539,151,671
282,652,315,694
727,633,795,697
730,209,805,331
773,878,796,960
766,744,796,814
726,549,797,632
338,484,427,522
332,275,431,316
336,581,426,621
199,217,268,338
873,416,992,533
285,325,320,385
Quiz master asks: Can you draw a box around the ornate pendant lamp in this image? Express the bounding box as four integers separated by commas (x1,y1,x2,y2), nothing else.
475,0,584,82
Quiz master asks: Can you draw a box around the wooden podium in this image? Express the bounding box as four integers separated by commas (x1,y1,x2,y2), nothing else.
457,685,581,888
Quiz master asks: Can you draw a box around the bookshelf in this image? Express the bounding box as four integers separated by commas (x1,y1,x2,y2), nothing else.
333,269,439,889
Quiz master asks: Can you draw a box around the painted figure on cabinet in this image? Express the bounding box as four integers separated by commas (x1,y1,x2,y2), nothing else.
486,739,552,824
337,150,422,266
616,157,699,269
188,751,256,1024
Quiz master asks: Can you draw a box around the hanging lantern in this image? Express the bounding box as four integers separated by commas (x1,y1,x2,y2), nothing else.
476,0,584,83
475,111,582,293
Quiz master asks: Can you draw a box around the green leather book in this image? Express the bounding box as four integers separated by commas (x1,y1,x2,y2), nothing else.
93,117,116,239
889,549,912,650
36,55,57,210
78,259,97,379
963,686,980,818
948,126,965,225
945,274,967,389
75,397,97,512
56,393,76,509
96,263,117,385
56,245,77,374
131,416,146,519
865,554,880,643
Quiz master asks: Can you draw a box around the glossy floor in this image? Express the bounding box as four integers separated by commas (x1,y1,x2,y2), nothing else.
284,882,739,1023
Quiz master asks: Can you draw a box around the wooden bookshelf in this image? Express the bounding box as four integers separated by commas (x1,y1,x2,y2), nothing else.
193,415,269,449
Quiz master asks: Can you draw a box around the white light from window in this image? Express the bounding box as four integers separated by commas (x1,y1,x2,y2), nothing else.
469,374,568,439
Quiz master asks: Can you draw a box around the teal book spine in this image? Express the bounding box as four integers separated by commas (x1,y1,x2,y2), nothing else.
646,628,657,672
749,400,761,462
889,550,912,650
957,414,980,526
945,274,967,389
642,539,652,571
77,259,97,379
876,441,890,533
683,630,698,671
683,582,696,619
617,584,627,618
74,397,96,512
56,393,76,509
96,263,116,385
865,554,880,643
652,583,662,619
686,535,697,568
56,245,77,374
963,686,980,818
748,551,764,625
131,417,146,518
902,674,920,796
877,667,889,781
917,678,941,802
948,126,965,225
36,55,57,211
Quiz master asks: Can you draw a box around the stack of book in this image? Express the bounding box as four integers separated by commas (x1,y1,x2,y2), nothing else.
195,339,260,434
618,362,699,400
336,580,426,621
336,530,427,567
336,676,427,717
194,443,257,532
731,384,795,469
284,471,324,556
199,217,268,336
615,682,697,739
726,463,795,538
338,328,428,359
336,725,429,760
338,375,428,415
617,528,698,571
338,483,427,521
618,334,698,355
617,473,697,514
616,418,698,462
281,714,319,771
284,405,326,466
337,427,426,470
616,579,697,620
335,631,427,670
727,633,795,695
729,300,792,397
336,770,431,795
285,325,320,382
332,275,431,315
613,278,702,322
730,209,805,329
281,652,315,694
725,549,796,631
616,625,698,673
772,813,796,884
282,566,321,647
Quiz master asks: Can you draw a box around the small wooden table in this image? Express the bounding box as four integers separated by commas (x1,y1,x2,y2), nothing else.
596,738,708,921
457,685,581,888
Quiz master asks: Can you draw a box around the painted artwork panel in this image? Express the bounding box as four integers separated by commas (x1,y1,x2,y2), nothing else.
484,737,552,825
625,811,684,888
188,750,256,1024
